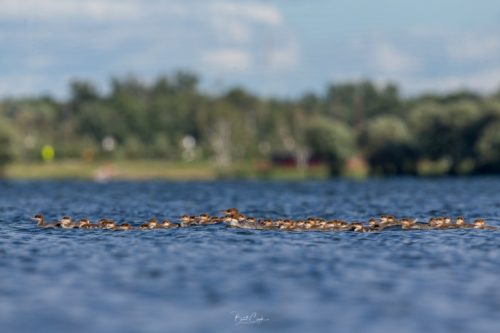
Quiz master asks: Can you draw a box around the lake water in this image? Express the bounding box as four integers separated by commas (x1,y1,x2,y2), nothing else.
1,178,500,333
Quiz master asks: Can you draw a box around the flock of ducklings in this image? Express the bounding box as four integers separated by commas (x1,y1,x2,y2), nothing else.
32,208,496,232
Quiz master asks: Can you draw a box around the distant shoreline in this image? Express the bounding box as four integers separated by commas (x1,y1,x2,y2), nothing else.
3,160,332,181
4,160,499,181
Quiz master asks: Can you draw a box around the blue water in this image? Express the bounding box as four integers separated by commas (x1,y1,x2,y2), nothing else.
1,178,500,333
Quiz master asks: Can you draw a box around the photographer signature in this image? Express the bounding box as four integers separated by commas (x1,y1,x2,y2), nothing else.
231,311,270,325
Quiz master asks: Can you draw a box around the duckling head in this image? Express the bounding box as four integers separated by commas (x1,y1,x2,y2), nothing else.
246,217,256,224
222,208,239,217
368,218,379,228
401,219,415,229
77,218,90,227
199,213,210,222
32,214,44,225
60,216,72,227
455,216,465,226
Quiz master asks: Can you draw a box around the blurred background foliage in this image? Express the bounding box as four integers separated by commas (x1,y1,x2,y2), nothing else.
1,71,500,177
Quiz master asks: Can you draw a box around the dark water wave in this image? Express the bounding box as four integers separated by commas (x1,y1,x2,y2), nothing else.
1,178,500,333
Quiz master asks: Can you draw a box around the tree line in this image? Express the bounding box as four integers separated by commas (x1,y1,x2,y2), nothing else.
1,71,500,176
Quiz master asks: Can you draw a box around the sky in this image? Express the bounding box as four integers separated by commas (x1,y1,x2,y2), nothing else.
1,0,500,98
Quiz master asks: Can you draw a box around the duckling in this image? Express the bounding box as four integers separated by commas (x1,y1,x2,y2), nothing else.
324,220,337,230
99,218,112,228
258,219,274,230
295,220,306,230
116,223,133,231
473,218,496,230
32,214,60,228
429,217,445,229
160,219,179,229
179,214,194,227
75,218,91,229
223,215,240,227
139,218,158,230
411,218,433,230
455,216,473,228
400,218,417,230
59,216,75,229
209,216,223,224
101,219,116,230
368,218,381,231
279,219,296,231
285,221,300,231
274,218,286,229
237,217,258,229
337,220,351,231
350,222,368,232
327,220,342,231
380,215,398,228
197,213,212,225
442,217,454,229
316,220,328,230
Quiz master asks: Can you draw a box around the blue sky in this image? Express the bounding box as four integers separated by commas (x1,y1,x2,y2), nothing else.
1,0,500,98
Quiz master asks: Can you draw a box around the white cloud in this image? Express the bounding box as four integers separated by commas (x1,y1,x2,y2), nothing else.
448,35,500,62
202,49,252,71
209,2,282,26
373,44,419,74
0,0,144,21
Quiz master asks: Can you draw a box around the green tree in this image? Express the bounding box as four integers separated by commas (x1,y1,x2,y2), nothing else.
361,116,417,174
305,118,355,175
476,121,500,172
0,117,16,176
409,101,483,174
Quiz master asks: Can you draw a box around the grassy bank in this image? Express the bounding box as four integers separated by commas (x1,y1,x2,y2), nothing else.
4,160,331,181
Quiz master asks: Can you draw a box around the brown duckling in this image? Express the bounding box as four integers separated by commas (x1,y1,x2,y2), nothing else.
258,219,274,230
337,220,351,231
473,218,496,230
400,218,417,230
350,222,368,232
60,216,75,229
442,217,454,229
380,215,397,228
32,214,60,228
180,214,199,227
455,216,473,228
139,218,158,230
75,218,91,229
429,217,445,229
197,213,213,225
160,219,179,229
101,219,117,230
116,223,133,231
368,218,381,231
223,215,240,227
